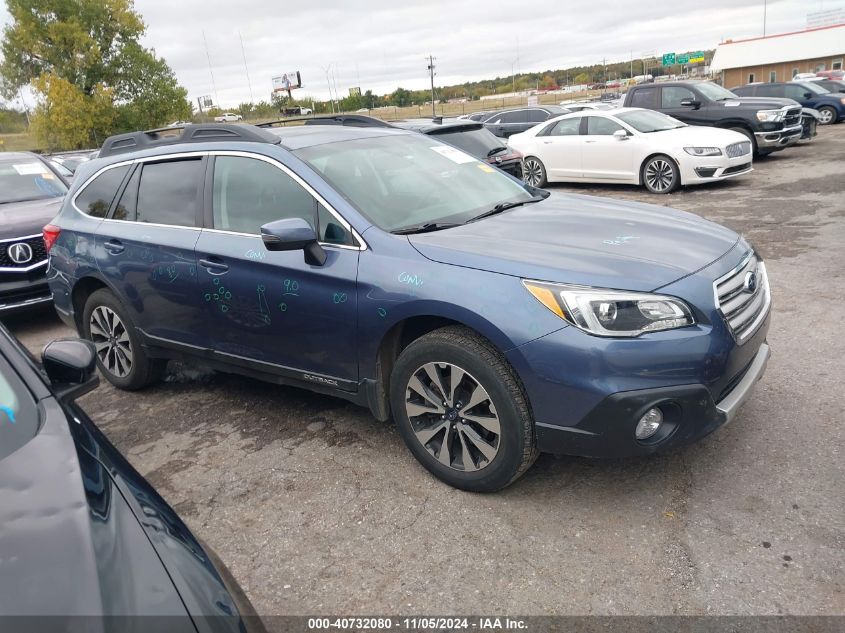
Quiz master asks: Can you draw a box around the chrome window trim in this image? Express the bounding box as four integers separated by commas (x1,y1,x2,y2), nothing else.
200,227,362,252
0,260,48,273
0,233,41,244
71,149,368,251
208,150,367,251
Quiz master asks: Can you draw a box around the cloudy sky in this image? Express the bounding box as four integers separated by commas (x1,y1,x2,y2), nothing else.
0,0,840,109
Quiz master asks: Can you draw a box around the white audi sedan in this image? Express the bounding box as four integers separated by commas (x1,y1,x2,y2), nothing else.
508,107,753,194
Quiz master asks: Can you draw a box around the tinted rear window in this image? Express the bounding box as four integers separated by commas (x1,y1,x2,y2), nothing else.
136,160,202,227
629,87,657,108
75,165,130,218
0,355,40,461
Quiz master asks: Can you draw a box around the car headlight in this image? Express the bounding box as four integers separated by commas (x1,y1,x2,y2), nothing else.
756,109,784,122
684,146,722,156
522,280,695,337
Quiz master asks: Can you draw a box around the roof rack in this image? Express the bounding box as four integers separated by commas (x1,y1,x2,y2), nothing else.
257,114,394,129
99,124,281,158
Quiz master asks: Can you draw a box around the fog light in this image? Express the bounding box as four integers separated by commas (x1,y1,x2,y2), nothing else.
635,407,663,440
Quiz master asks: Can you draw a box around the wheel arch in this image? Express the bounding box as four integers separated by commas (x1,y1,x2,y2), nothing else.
366,306,519,422
70,274,114,332
638,152,682,186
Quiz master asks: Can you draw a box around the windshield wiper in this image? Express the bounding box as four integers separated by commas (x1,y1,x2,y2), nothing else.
487,146,508,157
467,195,545,223
391,222,463,235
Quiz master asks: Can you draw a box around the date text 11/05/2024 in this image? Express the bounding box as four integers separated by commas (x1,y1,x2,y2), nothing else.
307,617,527,630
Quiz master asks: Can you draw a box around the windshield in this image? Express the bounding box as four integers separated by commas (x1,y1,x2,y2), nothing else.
802,82,829,95
696,82,738,101
617,110,686,133
430,127,505,157
295,134,533,232
0,158,67,204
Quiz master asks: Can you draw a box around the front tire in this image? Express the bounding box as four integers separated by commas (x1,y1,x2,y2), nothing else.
82,289,164,390
522,156,548,188
641,154,680,194
817,106,837,125
389,326,538,492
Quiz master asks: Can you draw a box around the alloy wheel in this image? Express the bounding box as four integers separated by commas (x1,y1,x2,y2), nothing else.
817,108,835,125
644,159,675,192
404,362,501,472
89,306,133,378
523,159,543,187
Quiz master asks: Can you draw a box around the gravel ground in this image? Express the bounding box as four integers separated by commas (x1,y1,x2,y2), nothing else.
5,124,844,617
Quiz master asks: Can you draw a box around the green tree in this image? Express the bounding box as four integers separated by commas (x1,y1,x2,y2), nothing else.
389,87,412,107
573,72,590,85
1,0,191,146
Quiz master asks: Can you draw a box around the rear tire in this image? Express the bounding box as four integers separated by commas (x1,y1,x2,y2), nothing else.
522,156,548,188
389,326,538,492
641,154,680,194
82,289,164,390
817,106,837,125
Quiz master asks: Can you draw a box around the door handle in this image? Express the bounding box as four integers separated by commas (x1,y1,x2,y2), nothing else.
542,140,553,144
585,140,598,143
103,239,124,254
199,258,229,274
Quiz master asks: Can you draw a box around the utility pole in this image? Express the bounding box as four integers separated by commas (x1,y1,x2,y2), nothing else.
321,64,335,113
763,0,768,36
427,55,436,118
239,31,254,104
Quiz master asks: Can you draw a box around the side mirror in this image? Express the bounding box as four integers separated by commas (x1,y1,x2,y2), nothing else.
261,217,327,266
613,129,629,140
680,98,702,108
803,92,812,99
42,339,99,401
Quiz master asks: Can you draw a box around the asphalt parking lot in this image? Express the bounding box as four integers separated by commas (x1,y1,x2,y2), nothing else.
5,125,844,617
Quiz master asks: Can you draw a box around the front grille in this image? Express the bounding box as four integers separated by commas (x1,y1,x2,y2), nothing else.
723,162,751,175
0,235,47,269
783,107,801,128
726,141,751,158
714,253,770,345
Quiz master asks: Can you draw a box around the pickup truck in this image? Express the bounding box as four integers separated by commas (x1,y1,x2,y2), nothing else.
281,106,313,116
213,112,243,122
623,80,803,155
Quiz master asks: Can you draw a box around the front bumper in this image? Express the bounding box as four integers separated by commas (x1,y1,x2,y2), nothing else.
0,271,52,314
755,123,803,150
535,342,771,457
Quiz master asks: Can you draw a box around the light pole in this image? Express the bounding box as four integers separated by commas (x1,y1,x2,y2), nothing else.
321,64,335,113
427,55,436,117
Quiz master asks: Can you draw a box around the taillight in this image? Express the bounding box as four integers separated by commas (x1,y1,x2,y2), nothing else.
43,224,61,252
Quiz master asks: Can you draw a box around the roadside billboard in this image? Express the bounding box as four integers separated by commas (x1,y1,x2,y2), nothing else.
272,72,302,92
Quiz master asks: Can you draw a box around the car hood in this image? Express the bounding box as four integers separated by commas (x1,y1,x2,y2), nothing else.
0,197,64,240
651,125,747,145
0,398,187,617
408,193,740,292
720,96,799,109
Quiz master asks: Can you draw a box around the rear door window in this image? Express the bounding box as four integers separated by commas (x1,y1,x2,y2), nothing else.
135,159,203,227
0,356,39,461
75,165,130,218
629,87,657,108
549,118,582,136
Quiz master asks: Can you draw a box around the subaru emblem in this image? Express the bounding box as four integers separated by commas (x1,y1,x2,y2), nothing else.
7,242,33,265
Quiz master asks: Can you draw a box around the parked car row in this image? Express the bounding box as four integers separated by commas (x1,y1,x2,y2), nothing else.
501,79,840,195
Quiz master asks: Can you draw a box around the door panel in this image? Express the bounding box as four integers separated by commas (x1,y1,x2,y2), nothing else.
195,232,359,382
580,117,636,181
199,154,360,383
94,159,205,346
659,86,709,125
537,117,582,179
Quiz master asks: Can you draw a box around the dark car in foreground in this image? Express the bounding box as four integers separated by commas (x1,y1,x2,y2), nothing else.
0,152,69,315
47,124,770,492
480,105,572,138
623,80,803,155
732,81,845,126
389,118,524,178
0,325,261,628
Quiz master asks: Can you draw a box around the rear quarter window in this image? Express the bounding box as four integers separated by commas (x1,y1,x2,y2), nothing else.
74,165,130,217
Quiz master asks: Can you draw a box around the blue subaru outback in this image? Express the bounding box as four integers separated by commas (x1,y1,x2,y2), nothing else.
45,123,771,492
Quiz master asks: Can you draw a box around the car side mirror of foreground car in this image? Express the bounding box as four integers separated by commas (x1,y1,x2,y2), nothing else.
680,98,701,108
261,218,327,266
613,129,629,140
42,339,99,401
